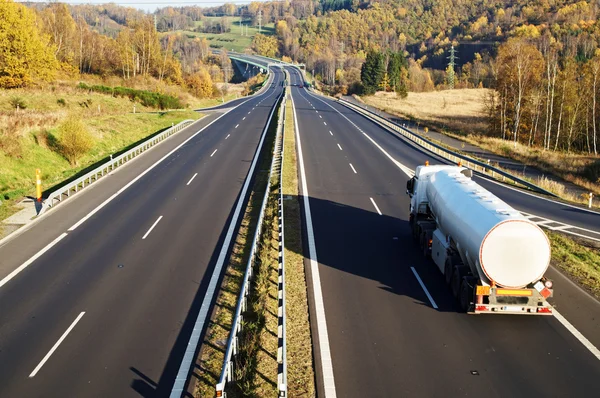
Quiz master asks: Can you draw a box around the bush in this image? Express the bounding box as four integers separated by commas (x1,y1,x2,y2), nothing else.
77,82,183,110
9,97,27,110
57,98,67,107
58,117,93,166
0,130,22,158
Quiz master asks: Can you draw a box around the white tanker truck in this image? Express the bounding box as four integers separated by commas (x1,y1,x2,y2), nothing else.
406,164,554,315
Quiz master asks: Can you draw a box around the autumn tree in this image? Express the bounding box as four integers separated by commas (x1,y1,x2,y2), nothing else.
495,38,544,147
252,33,278,57
186,68,214,98
0,0,59,88
40,3,76,63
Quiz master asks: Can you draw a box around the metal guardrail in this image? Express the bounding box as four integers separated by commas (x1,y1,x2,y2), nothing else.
39,119,195,215
338,99,557,197
215,90,287,397
276,83,288,397
39,65,280,216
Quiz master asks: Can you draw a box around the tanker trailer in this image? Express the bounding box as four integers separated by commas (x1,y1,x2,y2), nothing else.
406,164,554,314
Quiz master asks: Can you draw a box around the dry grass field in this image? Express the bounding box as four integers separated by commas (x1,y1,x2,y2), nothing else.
361,89,600,199
362,89,491,135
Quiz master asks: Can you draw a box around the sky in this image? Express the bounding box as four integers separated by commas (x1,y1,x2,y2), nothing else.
24,0,268,12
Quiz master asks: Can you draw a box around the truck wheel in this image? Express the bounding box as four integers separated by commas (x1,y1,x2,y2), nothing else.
459,278,474,313
451,265,468,298
411,219,419,242
444,259,453,286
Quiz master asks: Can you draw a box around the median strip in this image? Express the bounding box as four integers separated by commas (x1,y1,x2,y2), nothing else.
192,94,284,398
283,92,317,397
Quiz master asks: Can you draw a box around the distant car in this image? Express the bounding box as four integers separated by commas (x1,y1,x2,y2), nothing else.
299,84,303,88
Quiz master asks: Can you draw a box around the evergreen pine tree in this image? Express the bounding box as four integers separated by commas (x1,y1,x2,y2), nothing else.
361,49,384,94
387,51,409,97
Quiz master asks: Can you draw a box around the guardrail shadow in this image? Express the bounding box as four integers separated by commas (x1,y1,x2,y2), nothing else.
126,196,455,397
127,190,246,397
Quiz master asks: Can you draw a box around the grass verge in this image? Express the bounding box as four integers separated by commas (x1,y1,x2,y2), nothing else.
0,104,201,218
193,98,281,397
549,232,600,300
282,97,316,397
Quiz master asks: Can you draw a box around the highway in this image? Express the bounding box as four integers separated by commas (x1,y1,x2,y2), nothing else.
0,68,285,397
280,64,600,397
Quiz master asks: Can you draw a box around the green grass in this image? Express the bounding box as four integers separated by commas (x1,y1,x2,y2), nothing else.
549,231,600,299
167,17,275,53
282,96,316,397
190,93,240,109
0,88,201,216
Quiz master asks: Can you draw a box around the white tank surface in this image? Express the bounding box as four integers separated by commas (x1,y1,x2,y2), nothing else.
425,168,551,288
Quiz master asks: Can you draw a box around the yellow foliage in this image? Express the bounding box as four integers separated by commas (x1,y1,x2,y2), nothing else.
58,116,93,166
186,68,214,98
0,0,59,88
513,24,540,38
252,33,278,58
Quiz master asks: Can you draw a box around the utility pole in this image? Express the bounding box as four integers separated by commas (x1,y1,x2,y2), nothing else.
447,45,458,89
154,14,157,30
257,10,262,33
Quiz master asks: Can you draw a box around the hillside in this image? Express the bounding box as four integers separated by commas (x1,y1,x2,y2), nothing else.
0,83,202,223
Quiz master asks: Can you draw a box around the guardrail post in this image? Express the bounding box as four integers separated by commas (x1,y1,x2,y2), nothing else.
589,193,594,208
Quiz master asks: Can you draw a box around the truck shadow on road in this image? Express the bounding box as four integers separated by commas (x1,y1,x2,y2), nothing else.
295,195,461,314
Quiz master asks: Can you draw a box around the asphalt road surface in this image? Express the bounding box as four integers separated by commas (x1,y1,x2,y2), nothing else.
284,65,600,398
0,68,285,397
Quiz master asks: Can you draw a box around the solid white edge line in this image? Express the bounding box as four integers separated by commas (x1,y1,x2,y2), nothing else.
410,267,439,309
142,216,163,240
169,86,285,397
186,173,198,186
553,309,600,360
337,144,343,151
291,89,337,398
0,233,68,289
66,90,264,233
29,311,86,377
301,89,414,179
307,89,599,241
369,197,382,215
349,163,357,174
210,149,218,157
302,86,600,363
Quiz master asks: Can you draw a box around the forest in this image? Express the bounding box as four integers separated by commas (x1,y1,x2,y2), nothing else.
3,0,600,153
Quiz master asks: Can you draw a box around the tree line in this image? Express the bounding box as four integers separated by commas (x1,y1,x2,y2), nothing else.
0,1,233,103
491,35,600,154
